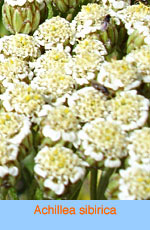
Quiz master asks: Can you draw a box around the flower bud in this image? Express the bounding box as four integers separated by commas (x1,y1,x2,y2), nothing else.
2,0,44,34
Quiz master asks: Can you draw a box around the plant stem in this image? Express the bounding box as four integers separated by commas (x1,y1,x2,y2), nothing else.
90,168,97,200
70,170,89,200
71,184,82,200
97,168,114,200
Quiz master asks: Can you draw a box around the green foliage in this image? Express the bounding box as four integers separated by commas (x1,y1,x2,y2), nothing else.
0,0,10,37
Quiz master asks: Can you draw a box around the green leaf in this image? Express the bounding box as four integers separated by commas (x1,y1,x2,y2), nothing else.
47,1,53,19
22,148,36,175
6,188,18,200
31,9,40,32
34,188,43,200
0,1,10,36
12,9,23,33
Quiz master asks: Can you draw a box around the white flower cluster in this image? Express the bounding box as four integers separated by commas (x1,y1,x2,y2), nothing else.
71,3,111,39
118,3,150,43
0,2,150,199
31,71,75,105
34,145,88,197
0,34,41,61
125,45,150,83
30,48,75,104
0,134,19,178
31,48,73,76
78,118,128,167
73,37,107,56
116,127,150,200
34,16,74,50
68,87,108,122
0,83,45,122
119,165,150,200
128,127,150,165
107,90,149,131
100,0,130,11
72,38,107,85
0,57,33,88
97,59,141,91
70,2,125,60
0,111,31,179
0,111,31,145
39,105,80,146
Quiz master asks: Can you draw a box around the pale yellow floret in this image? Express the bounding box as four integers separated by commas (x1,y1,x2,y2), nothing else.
107,91,149,130
79,118,128,166
33,16,73,49
34,146,88,196
32,49,73,76
68,87,108,122
40,106,79,133
71,3,110,39
0,34,41,60
128,127,150,164
31,71,75,102
0,112,25,138
98,59,140,90
0,83,45,120
119,165,150,200
0,57,33,84
0,135,18,166
126,45,150,82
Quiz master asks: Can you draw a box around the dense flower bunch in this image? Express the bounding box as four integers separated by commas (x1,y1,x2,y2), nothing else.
0,0,150,200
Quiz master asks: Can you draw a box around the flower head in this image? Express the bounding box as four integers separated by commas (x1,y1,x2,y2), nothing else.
107,90,149,130
73,37,107,56
68,87,108,123
100,0,130,11
118,3,150,40
79,118,128,167
128,127,150,165
97,59,141,91
119,165,150,200
71,3,110,39
0,134,19,178
39,105,80,146
34,145,88,197
0,111,31,145
33,16,74,50
72,38,107,85
31,71,75,105
119,3,150,23
72,53,104,85
0,57,33,87
126,45,150,83
31,48,73,77
0,83,45,122
0,34,41,61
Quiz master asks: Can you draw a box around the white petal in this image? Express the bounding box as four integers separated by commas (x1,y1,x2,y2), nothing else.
8,167,19,176
104,158,121,168
44,179,65,195
70,167,85,183
34,164,47,178
0,166,8,178
42,126,61,141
